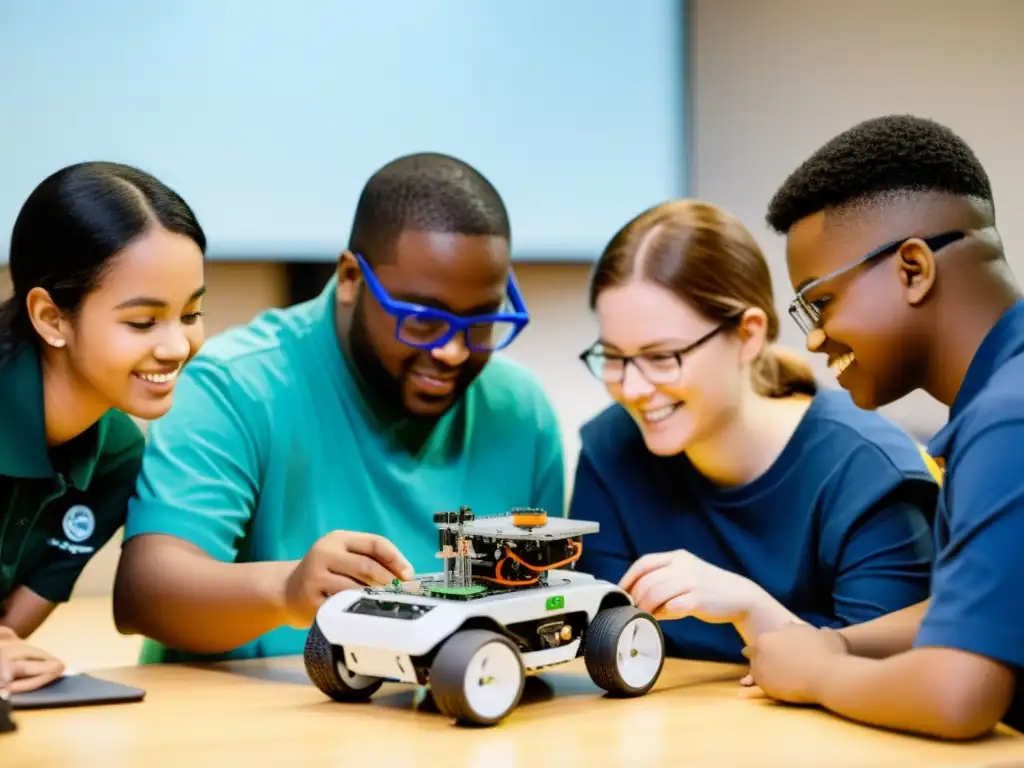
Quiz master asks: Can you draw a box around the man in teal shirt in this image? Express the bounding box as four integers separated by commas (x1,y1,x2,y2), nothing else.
113,152,565,662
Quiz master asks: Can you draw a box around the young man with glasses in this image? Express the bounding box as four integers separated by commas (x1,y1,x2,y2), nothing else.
744,115,1024,740
112,153,564,662
566,198,939,667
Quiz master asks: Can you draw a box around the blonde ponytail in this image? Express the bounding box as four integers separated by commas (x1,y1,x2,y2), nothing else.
752,344,818,398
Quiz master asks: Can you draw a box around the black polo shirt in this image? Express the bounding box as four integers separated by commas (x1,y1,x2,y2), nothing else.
916,298,1024,734
0,343,144,606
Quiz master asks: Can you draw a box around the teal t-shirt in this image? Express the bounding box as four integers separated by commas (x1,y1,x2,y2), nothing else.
124,278,565,662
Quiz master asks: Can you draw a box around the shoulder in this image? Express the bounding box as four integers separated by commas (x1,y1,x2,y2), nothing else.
167,300,323,415
192,299,320,376
935,361,1024,484
953,356,1024,445
803,389,937,485
468,354,558,431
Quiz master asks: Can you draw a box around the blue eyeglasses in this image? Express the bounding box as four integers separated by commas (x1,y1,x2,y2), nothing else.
354,252,530,352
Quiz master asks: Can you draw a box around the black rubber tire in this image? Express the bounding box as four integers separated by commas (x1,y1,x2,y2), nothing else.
583,605,665,697
303,620,384,702
429,629,525,726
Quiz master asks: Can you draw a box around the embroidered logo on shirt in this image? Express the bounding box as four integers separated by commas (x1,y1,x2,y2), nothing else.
62,504,96,543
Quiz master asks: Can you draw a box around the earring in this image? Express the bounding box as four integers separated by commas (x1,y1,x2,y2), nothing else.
47,338,65,349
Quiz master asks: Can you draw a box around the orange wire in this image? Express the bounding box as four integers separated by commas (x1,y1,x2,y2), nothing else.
477,557,540,587
475,539,583,587
506,539,581,572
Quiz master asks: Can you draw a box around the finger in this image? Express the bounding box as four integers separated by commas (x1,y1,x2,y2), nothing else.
11,658,64,679
653,592,700,621
9,659,64,690
619,553,674,592
1,643,59,663
633,571,686,615
739,673,754,686
737,684,766,700
0,626,17,640
317,573,364,599
9,664,64,694
344,534,415,580
329,552,397,588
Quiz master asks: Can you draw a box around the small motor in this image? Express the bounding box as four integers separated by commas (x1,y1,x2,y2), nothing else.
537,620,574,649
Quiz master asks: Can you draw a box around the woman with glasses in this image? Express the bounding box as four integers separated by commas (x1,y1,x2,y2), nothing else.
571,199,941,664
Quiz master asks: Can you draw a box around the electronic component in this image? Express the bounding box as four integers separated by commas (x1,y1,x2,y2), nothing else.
305,506,665,727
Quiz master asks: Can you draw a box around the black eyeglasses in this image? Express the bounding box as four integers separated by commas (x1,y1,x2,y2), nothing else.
788,230,965,335
579,321,735,386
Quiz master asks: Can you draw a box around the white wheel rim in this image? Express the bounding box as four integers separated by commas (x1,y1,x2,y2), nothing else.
614,617,662,690
336,659,377,690
462,641,523,721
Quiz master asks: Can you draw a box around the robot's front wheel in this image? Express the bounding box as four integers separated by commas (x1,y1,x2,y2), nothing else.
303,620,384,702
429,629,525,726
584,605,666,697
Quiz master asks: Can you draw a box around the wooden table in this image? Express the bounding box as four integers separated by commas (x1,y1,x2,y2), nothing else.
5,653,1023,767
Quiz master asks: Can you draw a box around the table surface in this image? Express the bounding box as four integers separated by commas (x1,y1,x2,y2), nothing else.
6,599,1024,767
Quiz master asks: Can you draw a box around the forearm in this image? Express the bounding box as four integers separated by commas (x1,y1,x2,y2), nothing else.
735,585,802,646
0,588,57,640
113,538,296,654
837,600,928,658
813,648,1003,741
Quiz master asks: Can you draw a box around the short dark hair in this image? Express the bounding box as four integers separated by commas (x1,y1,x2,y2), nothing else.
348,152,510,263
766,115,993,234
1,161,206,346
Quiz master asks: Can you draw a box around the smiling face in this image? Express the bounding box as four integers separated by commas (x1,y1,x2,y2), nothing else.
56,226,206,420
340,230,510,419
593,279,759,456
785,211,931,410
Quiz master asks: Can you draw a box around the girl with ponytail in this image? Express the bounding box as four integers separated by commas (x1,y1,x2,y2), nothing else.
572,199,939,665
0,161,206,692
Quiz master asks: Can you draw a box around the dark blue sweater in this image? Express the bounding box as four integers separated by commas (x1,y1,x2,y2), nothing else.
571,389,938,664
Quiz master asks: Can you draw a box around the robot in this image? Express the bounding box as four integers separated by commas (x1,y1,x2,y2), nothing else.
304,506,666,726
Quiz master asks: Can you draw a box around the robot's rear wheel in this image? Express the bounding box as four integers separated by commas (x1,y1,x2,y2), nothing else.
584,605,665,697
304,620,384,701
429,629,525,726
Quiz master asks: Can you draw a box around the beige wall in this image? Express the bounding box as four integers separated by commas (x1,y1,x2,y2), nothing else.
5,0,1024,599
690,0,1024,437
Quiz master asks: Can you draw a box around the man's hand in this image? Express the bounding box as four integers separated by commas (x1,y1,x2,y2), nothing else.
283,531,415,628
619,549,763,624
0,626,65,693
742,623,849,705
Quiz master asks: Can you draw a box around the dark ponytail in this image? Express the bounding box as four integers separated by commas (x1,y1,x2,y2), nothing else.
2,161,206,349
0,296,29,346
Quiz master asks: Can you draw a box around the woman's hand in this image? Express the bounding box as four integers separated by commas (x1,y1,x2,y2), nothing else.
619,550,799,644
0,626,65,693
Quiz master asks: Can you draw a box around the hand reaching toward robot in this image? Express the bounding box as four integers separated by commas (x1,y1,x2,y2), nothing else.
283,531,415,628
618,550,800,645
0,626,65,693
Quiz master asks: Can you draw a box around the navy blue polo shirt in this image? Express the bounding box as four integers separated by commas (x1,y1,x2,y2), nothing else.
916,298,1024,734
571,389,938,664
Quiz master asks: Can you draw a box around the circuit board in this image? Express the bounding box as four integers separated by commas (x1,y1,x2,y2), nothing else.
367,576,505,601
363,506,599,601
